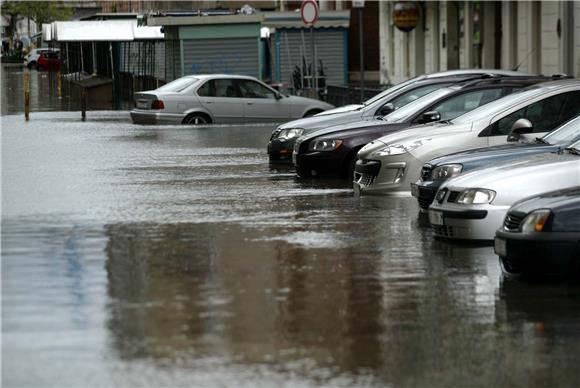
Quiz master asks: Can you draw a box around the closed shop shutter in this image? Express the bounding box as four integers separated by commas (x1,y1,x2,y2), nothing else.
274,28,346,88
182,37,259,78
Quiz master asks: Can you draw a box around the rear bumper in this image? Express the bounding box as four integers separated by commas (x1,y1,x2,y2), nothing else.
130,110,184,125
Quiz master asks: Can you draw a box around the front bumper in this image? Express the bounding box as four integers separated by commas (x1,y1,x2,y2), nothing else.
294,149,349,178
353,154,422,195
429,201,510,241
411,180,442,211
268,138,296,163
130,110,184,125
495,229,580,276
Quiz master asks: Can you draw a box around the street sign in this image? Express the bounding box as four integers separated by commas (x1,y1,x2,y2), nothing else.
300,0,319,25
352,0,365,8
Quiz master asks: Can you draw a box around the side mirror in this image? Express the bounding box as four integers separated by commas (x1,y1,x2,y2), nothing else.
275,92,283,100
507,118,533,142
417,110,441,124
379,103,395,117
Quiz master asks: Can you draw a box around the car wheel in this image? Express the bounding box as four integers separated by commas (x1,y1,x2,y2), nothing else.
183,113,211,125
27,61,37,69
303,109,322,118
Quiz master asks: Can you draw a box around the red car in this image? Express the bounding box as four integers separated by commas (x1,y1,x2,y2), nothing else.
36,51,60,71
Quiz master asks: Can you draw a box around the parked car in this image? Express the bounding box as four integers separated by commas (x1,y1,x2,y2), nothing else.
36,51,60,71
494,186,580,277
268,69,531,163
428,138,580,241
292,76,557,179
130,74,334,125
25,47,59,68
354,79,580,195
412,114,580,211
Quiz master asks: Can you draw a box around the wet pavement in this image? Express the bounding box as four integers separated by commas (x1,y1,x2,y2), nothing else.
2,65,580,387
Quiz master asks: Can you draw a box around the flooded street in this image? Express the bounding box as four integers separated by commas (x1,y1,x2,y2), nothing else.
2,66,580,387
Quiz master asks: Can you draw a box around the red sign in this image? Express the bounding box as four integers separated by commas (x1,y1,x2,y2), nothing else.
301,0,319,25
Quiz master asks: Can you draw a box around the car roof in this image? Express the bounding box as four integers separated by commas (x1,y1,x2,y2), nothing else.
424,69,532,78
181,74,258,81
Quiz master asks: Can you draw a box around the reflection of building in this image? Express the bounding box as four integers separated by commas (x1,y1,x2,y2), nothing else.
379,1,580,84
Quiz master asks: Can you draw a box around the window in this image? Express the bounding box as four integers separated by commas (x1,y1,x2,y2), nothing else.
490,91,580,136
238,80,276,99
157,77,197,93
197,79,242,98
428,88,505,121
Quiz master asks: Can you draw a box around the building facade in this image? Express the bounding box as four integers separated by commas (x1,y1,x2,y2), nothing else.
379,1,580,85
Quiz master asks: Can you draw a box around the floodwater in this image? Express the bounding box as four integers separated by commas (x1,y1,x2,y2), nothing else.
2,65,580,387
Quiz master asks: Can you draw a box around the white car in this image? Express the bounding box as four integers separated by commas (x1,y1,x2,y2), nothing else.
130,74,333,125
428,142,580,241
25,48,59,68
353,80,580,195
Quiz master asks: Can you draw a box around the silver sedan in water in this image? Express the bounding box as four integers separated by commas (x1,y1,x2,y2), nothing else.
130,74,334,125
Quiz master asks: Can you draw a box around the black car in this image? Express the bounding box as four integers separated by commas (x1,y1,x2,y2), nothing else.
268,70,531,163
292,76,561,179
494,186,580,278
412,114,580,211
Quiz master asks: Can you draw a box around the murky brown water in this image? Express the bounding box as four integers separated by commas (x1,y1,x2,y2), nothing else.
2,65,580,387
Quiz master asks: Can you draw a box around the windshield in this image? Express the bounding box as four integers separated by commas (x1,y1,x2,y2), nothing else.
451,88,541,125
382,88,453,122
362,75,423,106
156,77,198,92
543,115,580,144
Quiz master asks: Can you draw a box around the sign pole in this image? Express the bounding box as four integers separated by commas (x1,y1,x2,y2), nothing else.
311,25,317,98
301,0,319,99
359,7,364,103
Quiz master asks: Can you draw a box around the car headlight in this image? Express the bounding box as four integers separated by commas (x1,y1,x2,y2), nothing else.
456,188,496,204
277,128,304,140
374,139,427,157
431,164,463,181
308,139,343,151
520,209,551,233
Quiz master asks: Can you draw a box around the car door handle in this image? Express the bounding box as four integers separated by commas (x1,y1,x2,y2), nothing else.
203,101,213,104
246,102,254,105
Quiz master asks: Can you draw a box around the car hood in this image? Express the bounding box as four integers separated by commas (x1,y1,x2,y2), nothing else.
315,104,363,116
442,153,580,203
276,109,364,132
510,186,580,215
302,118,390,141
426,143,562,169
358,122,471,158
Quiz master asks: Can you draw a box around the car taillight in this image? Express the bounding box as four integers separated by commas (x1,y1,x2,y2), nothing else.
151,100,165,109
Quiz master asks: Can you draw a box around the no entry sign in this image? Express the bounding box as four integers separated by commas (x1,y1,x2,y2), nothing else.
301,0,319,25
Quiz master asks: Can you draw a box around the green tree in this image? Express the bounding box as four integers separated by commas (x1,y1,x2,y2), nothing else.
2,1,72,39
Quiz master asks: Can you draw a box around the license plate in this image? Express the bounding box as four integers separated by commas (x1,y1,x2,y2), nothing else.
136,100,149,109
411,183,419,198
353,182,361,196
494,238,507,257
292,152,297,165
429,209,444,226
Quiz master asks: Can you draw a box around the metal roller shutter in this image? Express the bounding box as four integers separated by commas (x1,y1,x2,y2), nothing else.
275,28,346,87
182,37,259,78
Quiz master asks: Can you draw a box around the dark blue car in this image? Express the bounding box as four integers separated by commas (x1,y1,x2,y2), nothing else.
412,114,580,211
494,186,580,278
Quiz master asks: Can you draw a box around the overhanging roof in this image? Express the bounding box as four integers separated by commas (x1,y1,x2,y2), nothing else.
146,14,263,27
263,10,350,29
49,20,163,42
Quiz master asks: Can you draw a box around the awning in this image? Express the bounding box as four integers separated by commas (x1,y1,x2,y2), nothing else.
48,20,163,42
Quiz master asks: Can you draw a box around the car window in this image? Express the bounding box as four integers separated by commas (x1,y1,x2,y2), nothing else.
197,79,242,98
489,91,580,136
383,82,452,111
238,80,276,99
425,88,505,121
